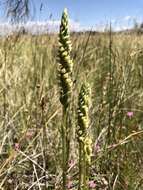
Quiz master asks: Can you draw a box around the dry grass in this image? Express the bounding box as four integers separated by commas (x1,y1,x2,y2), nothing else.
0,32,143,189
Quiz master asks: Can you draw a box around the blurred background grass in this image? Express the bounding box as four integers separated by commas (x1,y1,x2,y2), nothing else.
0,32,143,189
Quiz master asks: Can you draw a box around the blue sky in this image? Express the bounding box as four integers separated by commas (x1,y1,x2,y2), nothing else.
35,0,143,25
1,0,143,30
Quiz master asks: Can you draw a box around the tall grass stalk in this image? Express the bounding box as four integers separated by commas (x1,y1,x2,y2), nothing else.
77,83,92,190
58,8,73,189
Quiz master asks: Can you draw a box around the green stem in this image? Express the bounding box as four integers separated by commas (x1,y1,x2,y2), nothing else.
83,147,87,190
78,141,82,190
62,107,68,190
78,141,88,190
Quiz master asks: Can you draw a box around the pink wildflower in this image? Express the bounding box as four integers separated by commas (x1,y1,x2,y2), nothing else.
127,111,133,118
14,143,20,151
88,180,96,188
66,180,72,189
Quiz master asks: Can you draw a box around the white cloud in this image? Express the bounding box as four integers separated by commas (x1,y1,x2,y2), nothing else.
0,19,83,36
0,15,143,35
124,16,132,21
108,16,143,31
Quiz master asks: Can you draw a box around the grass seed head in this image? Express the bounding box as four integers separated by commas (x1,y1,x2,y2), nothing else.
77,83,90,134
58,8,73,108
77,83,92,164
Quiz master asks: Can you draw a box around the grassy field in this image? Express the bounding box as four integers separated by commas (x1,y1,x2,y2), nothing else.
0,29,143,189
